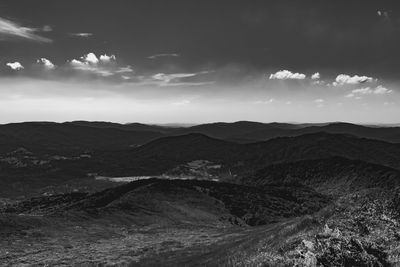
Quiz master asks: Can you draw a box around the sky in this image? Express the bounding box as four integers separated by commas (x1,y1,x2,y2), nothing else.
0,0,399,124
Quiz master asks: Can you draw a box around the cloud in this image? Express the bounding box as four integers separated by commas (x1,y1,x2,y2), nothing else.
255,98,277,104
152,73,197,83
314,99,325,108
345,86,392,98
82,53,99,64
41,25,53,32
37,58,55,69
69,52,132,77
269,70,306,80
69,33,93,38
148,53,180,59
333,74,376,86
312,80,324,85
377,10,389,19
115,66,133,73
311,72,320,80
99,54,116,63
374,85,392,94
70,59,113,77
172,99,191,106
71,53,117,66
0,17,52,42
6,62,24,70
3,52,133,81
147,71,213,86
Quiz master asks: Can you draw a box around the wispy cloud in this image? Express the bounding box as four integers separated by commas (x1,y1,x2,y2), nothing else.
255,98,277,104
69,33,93,38
159,81,215,87
148,53,180,59
345,85,392,98
269,70,306,80
148,71,213,86
0,17,52,42
314,99,325,108
172,99,191,106
152,73,196,83
41,25,53,32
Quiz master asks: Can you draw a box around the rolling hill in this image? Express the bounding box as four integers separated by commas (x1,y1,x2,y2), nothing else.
0,122,164,153
176,121,400,143
245,156,400,195
98,132,400,177
3,178,330,226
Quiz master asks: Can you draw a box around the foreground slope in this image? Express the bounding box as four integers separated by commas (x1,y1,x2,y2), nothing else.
1,174,400,265
0,178,330,265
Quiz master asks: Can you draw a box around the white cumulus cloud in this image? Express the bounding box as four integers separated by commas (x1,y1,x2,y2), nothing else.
69,52,133,78
333,74,376,86
311,72,320,80
37,58,55,69
6,62,24,70
99,54,116,63
269,70,306,80
82,53,99,64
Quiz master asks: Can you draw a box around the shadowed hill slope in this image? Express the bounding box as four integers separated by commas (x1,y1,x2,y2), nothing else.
246,157,400,195
247,132,400,171
96,133,244,176
99,132,400,177
0,122,164,153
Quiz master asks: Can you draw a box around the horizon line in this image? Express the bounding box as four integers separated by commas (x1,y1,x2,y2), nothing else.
0,120,399,127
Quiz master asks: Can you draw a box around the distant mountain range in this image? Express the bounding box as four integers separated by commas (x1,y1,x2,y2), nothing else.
0,121,399,156
176,121,400,143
